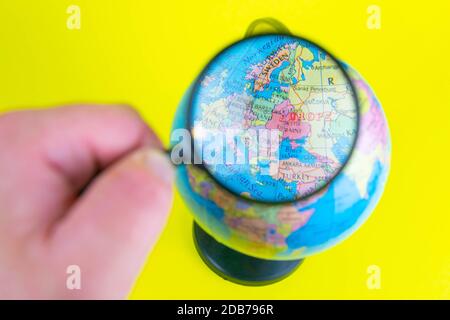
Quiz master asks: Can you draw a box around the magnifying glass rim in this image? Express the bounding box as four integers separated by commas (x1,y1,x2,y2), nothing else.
186,33,360,204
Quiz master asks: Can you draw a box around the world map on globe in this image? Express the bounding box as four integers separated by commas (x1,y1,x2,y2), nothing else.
172,34,390,260
189,35,358,202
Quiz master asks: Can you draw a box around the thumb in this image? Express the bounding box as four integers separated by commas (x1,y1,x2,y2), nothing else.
49,148,174,299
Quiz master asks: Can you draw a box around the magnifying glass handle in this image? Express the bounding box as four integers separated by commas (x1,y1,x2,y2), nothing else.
164,148,203,169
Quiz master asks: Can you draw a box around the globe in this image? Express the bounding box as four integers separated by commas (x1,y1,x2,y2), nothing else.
171,34,390,265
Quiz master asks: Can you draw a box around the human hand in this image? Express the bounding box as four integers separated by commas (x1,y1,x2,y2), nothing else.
0,105,174,299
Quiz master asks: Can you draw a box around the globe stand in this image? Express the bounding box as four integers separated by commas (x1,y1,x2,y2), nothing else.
193,222,303,286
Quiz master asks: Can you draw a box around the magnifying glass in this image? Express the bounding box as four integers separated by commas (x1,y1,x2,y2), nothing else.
177,33,359,205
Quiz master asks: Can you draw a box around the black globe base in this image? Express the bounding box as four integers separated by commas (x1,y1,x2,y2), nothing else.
193,222,303,286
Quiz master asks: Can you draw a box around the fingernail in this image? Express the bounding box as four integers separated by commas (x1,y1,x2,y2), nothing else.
143,149,174,186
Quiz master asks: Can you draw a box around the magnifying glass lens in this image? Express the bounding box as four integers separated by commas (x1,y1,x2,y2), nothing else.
189,34,358,203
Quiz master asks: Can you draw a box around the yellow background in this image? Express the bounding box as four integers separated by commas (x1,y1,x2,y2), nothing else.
0,1,449,299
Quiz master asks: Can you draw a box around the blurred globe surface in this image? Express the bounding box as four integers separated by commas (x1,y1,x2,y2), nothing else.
171,34,390,260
